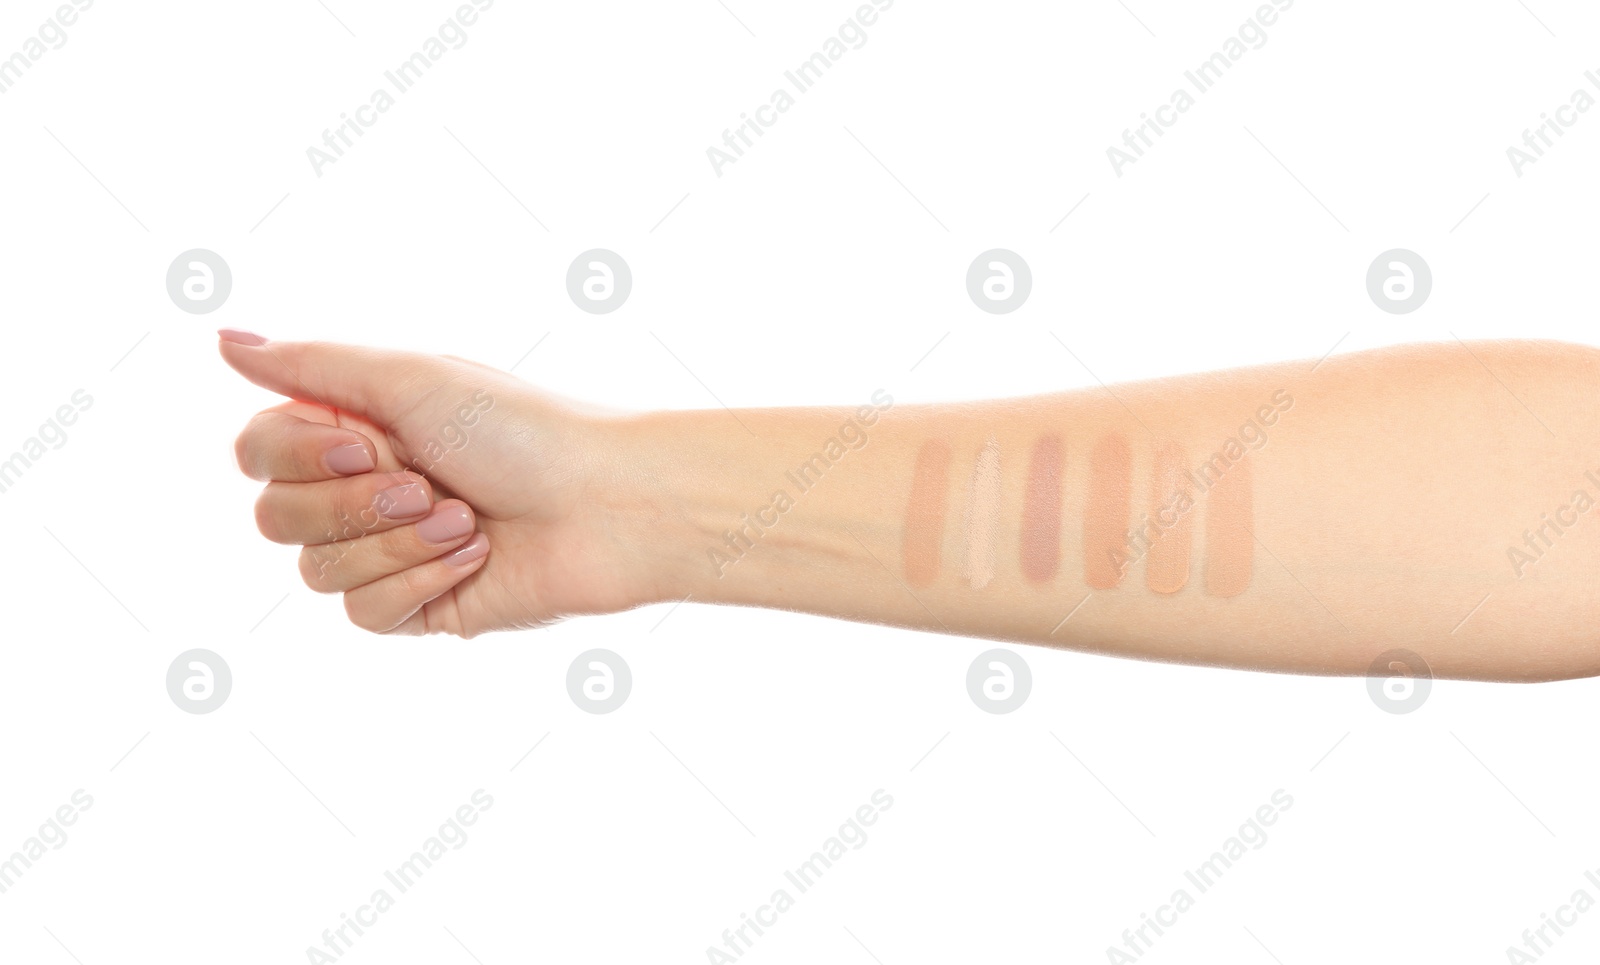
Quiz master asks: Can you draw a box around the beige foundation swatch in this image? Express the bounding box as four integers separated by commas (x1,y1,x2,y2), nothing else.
1204,456,1253,597
1019,435,1064,582
1146,441,1193,594
960,437,1003,590
1084,434,1132,590
903,440,952,586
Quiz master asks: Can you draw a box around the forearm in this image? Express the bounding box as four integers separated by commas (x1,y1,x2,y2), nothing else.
599,341,1600,681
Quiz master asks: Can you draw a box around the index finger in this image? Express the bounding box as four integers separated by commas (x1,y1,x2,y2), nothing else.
234,404,378,482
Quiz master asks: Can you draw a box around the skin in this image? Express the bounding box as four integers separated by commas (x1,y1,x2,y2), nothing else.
220,333,1600,682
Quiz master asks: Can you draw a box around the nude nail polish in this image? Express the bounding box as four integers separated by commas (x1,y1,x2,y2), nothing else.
442,533,489,566
325,443,375,475
218,328,268,346
417,504,473,545
375,482,430,519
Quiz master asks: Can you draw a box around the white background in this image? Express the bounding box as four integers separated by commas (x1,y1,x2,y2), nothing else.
2,0,1598,962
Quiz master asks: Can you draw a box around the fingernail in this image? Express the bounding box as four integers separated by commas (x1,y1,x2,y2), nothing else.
325,443,375,475
417,504,474,545
375,482,430,519
218,328,268,346
442,533,489,566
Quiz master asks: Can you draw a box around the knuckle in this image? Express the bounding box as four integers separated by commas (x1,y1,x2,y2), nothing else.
342,597,376,632
389,564,423,600
344,593,392,634
233,430,256,478
235,418,269,480
298,547,339,593
253,489,286,543
238,411,295,480
376,529,427,570
325,503,370,543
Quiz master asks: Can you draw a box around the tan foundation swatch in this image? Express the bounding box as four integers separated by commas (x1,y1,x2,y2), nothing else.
960,437,1003,590
903,440,952,586
1204,456,1253,597
1084,434,1132,590
1019,435,1064,582
1146,441,1193,594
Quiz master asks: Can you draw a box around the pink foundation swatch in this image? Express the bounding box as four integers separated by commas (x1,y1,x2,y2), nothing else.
960,437,1003,590
1204,457,1253,597
902,440,952,586
1019,435,1064,583
1084,434,1132,590
1146,441,1192,594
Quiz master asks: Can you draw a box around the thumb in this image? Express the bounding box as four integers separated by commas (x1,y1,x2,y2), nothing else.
217,330,464,428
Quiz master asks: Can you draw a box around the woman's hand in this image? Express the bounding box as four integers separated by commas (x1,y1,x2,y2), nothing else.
220,330,661,637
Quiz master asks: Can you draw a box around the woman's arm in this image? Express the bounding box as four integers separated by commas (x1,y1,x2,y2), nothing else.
220,333,1600,681
602,340,1600,681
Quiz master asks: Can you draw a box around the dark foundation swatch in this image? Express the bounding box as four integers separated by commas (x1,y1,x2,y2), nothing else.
1019,435,1065,582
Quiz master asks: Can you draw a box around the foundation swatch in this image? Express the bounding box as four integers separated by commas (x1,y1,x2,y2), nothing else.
902,440,952,586
1019,435,1064,582
1084,434,1132,590
1146,441,1193,594
1204,456,1253,597
960,437,1003,590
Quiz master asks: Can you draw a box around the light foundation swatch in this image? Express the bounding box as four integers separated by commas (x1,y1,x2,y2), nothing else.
1084,434,1132,589
902,440,952,586
1146,441,1193,594
960,437,1003,590
1204,456,1253,597
1019,435,1064,582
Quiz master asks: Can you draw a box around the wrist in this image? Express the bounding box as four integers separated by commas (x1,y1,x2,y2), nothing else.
581,408,731,609
586,396,902,614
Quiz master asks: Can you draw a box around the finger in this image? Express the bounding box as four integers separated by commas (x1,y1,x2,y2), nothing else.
343,534,491,634
243,399,413,475
235,410,377,482
298,501,477,593
253,471,435,545
217,330,477,429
